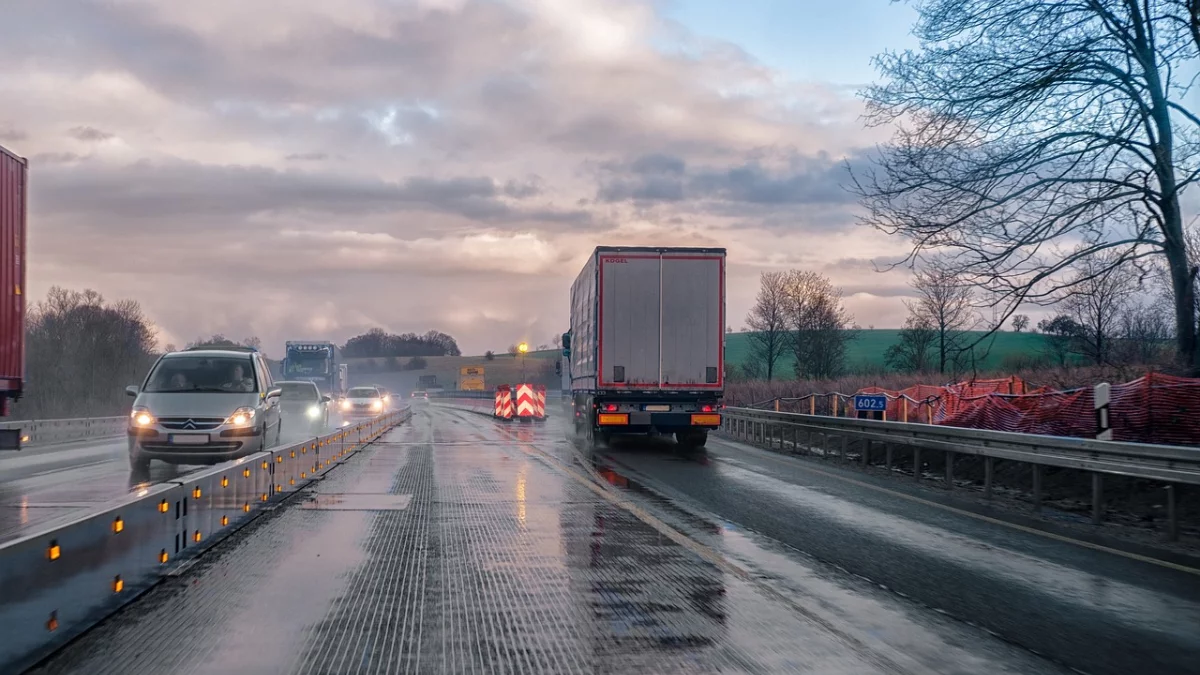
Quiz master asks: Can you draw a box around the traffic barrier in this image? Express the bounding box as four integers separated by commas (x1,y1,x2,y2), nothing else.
0,416,126,449
514,383,541,420
0,407,413,675
720,405,1200,538
494,385,513,420
535,385,547,421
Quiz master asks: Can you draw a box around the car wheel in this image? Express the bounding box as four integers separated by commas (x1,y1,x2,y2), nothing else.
129,448,150,474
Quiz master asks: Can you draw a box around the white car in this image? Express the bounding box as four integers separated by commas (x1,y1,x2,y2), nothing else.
340,386,386,419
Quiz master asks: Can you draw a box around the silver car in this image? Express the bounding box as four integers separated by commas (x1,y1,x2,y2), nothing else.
275,380,331,436
125,347,283,473
339,385,386,420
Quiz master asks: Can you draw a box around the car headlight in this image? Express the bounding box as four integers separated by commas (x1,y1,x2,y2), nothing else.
340,400,351,411
225,407,256,427
306,405,320,419
371,399,383,411
130,407,155,428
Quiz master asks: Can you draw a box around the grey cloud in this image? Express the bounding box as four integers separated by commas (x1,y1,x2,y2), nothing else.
33,160,506,222
596,149,866,207
31,159,598,236
32,152,86,164
0,127,27,143
285,152,330,162
502,177,543,199
68,126,114,142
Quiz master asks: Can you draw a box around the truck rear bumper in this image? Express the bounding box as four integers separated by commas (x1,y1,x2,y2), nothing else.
595,411,720,433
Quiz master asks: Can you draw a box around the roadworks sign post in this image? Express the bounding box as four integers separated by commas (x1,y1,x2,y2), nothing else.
460,366,485,391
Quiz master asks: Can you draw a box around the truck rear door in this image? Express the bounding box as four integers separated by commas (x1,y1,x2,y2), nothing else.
660,252,723,389
598,254,661,388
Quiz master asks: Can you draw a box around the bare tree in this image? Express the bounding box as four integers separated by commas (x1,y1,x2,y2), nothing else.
1059,256,1136,365
908,265,978,374
783,270,856,379
17,287,157,419
852,0,1200,372
744,271,790,381
885,315,937,373
1115,303,1174,365
1011,315,1030,333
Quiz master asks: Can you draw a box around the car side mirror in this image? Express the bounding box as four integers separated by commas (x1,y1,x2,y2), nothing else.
321,394,331,403
267,388,282,399
125,385,139,397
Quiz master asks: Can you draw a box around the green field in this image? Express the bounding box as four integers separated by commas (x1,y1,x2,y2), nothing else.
725,330,1052,375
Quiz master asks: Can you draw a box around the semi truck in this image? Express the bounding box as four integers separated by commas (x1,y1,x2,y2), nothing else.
564,246,725,449
281,341,337,394
0,145,26,450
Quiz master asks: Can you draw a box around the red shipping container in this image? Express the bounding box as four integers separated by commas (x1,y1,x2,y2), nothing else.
0,144,26,410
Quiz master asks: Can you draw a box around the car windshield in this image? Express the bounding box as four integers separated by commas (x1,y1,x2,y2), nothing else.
278,382,319,401
347,387,379,398
143,355,258,393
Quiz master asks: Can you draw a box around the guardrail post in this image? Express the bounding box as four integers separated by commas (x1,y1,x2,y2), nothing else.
1094,382,1113,441
984,457,993,499
1032,465,1042,511
945,452,954,489
885,444,894,472
859,437,867,466
1166,486,1178,542
913,447,921,480
1092,474,1104,524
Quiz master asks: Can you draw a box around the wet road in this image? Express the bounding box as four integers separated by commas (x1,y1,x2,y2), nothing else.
587,423,1200,675
0,413,361,545
31,405,1079,674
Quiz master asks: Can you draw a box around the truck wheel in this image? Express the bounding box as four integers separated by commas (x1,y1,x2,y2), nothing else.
675,430,708,450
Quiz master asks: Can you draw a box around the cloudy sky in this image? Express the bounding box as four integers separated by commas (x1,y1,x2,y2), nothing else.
1,0,925,355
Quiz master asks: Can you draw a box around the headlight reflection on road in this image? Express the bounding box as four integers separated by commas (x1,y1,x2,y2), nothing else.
516,467,527,527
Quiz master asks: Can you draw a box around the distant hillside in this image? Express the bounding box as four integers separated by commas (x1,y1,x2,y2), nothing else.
342,349,560,390
725,329,1051,375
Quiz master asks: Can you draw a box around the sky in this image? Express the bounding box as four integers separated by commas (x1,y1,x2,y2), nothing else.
0,0,926,356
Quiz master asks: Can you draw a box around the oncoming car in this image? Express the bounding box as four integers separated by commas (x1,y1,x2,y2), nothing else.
275,380,331,436
125,347,282,473
340,386,387,419
411,390,429,401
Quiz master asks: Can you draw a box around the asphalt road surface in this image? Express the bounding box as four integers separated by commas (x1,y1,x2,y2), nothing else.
23,404,1132,675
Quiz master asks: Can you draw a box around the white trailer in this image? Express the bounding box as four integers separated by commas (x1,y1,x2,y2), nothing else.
564,246,725,449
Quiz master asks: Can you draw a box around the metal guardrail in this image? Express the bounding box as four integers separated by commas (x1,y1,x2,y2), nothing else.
0,406,413,674
720,407,1198,540
0,416,127,448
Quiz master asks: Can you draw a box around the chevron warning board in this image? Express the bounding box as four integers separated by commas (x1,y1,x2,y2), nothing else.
493,385,513,420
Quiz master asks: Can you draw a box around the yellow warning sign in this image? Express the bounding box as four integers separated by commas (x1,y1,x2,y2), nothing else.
461,376,485,391
460,366,485,377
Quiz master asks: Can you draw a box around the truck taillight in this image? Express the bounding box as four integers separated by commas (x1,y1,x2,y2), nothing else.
700,404,714,413
603,403,618,412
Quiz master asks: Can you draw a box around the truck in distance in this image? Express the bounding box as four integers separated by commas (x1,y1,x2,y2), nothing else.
564,246,725,450
281,341,337,395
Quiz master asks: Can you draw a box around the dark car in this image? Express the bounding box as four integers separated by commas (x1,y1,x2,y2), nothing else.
275,380,330,436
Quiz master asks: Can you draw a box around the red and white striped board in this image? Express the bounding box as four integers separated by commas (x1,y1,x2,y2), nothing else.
534,385,546,420
494,385,513,420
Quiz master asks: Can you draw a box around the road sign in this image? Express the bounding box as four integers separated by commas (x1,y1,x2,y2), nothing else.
853,394,888,412
460,366,485,377
461,376,485,391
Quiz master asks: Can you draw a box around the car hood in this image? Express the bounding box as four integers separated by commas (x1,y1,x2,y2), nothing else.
133,392,263,417
280,399,320,409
